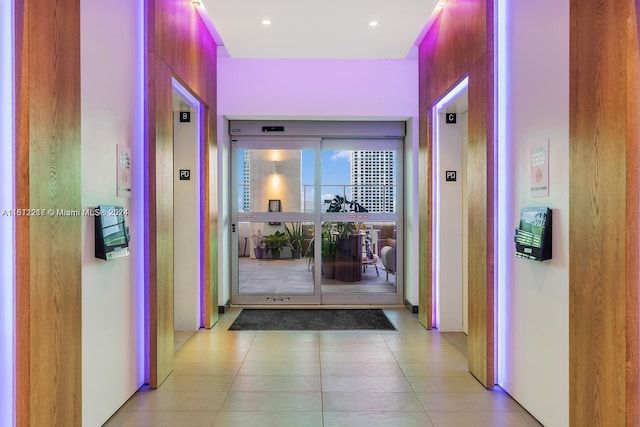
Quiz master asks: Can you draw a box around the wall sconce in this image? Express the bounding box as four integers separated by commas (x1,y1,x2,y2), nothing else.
272,161,279,175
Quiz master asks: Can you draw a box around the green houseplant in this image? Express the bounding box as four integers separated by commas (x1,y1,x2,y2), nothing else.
263,230,291,259
284,222,304,259
321,223,337,278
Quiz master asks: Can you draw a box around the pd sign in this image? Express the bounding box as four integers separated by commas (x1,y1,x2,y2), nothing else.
179,169,191,180
445,171,457,182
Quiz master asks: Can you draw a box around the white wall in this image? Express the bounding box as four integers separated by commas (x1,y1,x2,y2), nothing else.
0,0,15,425
173,112,201,331
250,150,301,214
497,1,569,426
217,55,420,304
403,118,419,307
81,0,145,425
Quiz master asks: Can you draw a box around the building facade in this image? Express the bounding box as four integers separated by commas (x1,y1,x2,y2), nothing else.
350,150,395,213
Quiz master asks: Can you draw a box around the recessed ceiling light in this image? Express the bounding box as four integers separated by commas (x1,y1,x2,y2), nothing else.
369,21,379,27
261,19,271,25
191,0,201,6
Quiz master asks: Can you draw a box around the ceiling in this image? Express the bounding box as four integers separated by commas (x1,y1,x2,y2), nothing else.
200,0,441,59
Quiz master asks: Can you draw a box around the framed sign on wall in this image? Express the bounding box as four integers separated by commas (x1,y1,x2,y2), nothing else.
530,139,549,197
268,199,281,225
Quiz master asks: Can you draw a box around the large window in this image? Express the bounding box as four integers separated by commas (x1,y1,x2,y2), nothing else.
231,136,403,305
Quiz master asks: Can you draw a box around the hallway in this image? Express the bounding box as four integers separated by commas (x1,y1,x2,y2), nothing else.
104,308,541,427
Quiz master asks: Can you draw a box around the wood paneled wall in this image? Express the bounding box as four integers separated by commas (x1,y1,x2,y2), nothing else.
147,0,218,388
418,0,495,387
569,1,640,425
15,0,82,425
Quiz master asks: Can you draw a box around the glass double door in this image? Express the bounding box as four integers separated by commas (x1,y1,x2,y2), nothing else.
231,137,402,305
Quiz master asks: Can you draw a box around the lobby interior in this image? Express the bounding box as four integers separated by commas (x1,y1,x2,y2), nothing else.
2,1,639,427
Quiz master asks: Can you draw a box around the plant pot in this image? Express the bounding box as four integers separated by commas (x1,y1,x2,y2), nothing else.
292,249,302,259
254,247,265,259
322,260,335,279
334,234,362,282
270,250,281,260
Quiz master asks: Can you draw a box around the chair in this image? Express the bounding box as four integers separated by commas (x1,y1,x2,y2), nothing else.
380,246,396,281
361,228,379,276
362,251,379,276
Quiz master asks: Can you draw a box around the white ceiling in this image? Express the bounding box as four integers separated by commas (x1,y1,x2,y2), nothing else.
200,0,441,59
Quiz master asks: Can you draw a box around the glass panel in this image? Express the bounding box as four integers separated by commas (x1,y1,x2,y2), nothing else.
237,221,315,295
237,148,315,213
321,149,397,213
319,221,397,293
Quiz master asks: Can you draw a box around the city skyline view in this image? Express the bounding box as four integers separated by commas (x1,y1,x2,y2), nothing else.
238,148,397,213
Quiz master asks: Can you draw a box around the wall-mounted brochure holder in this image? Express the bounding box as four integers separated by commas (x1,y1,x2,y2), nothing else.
95,205,130,260
514,207,552,261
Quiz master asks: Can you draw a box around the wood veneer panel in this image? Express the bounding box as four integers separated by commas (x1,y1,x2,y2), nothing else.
205,108,219,327
153,0,217,108
422,1,489,106
15,0,82,424
149,57,175,388
14,0,30,425
418,110,432,328
626,6,640,426
147,0,218,386
201,106,219,328
418,0,494,387
467,55,494,388
569,1,637,425
202,107,211,327
146,54,158,386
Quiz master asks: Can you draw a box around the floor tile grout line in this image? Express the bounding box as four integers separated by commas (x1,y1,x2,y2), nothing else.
107,308,541,426
318,331,326,427
214,313,259,416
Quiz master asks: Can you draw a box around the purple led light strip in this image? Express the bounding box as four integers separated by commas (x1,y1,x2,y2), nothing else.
1,0,16,425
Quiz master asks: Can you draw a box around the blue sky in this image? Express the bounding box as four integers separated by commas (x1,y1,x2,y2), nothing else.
307,150,352,202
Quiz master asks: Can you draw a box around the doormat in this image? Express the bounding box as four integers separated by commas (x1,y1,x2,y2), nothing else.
228,309,397,331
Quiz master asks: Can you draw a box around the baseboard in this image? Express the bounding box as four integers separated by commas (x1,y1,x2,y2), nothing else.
404,299,418,314
218,300,230,314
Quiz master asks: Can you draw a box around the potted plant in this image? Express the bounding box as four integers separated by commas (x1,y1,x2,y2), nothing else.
326,194,368,214
264,230,291,259
326,195,367,282
252,229,266,259
284,222,305,259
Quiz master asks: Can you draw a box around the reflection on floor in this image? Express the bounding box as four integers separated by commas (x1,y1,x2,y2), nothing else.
441,332,468,356
105,308,542,427
239,258,396,294
174,331,195,353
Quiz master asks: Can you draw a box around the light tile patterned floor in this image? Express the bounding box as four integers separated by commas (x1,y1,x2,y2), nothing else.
238,258,396,295
104,308,543,427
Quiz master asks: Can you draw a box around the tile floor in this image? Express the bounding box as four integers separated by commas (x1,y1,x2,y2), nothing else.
238,258,396,295
104,308,543,427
